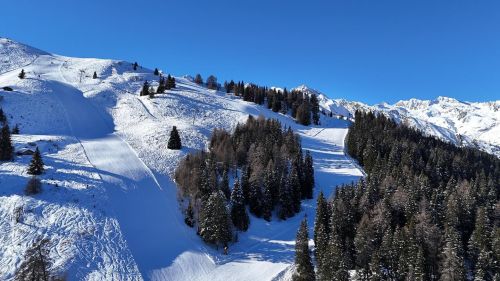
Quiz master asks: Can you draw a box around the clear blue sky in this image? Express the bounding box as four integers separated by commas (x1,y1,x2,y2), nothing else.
2,0,499,104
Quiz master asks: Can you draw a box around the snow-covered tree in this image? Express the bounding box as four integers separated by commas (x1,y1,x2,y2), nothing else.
199,191,232,247
292,218,315,281
230,179,249,231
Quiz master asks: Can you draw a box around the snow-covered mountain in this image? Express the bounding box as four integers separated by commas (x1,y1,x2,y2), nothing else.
0,38,363,280
295,85,500,158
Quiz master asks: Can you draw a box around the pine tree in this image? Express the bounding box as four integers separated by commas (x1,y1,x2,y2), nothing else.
206,75,218,90
92,71,98,79
302,151,314,199
166,74,176,89
18,69,25,79
278,167,293,220
167,126,182,150
262,172,273,221
199,191,232,246
27,147,44,175
468,207,491,270
310,94,320,125
230,179,249,231
157,76,165,93
241,165,251,204
194,74,203,85
15,239,52,281
289,164,302,213
292,218,315,281
314,222,329,280
314,191,329,245
184,200,195,227
11,124,19,134
133,62,138,71
0,124,13,161
154,68,159,76
440,227,466,281
140,81,150,96
0,108,6,125
219,167,230,199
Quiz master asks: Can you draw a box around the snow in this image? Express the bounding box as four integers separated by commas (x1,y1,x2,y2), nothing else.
0,38,363,280
295,85,500,158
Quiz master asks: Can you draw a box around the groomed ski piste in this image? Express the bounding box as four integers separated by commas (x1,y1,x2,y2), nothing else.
0,38,364,280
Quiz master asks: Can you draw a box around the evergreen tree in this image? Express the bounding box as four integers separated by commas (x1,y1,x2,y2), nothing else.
92,71,98,79
0,108,6,124
310,94,320,125
439,228,466,281
296,101,311,126
140,81,150,96
194,74,203,85
302,150,314,199
219,167,230,199
230,179,249,231
206,75,218,90
157,76,166,93
167,126,182,149
262,172,273,221
241,165,251,204
166,74,176,89
18,69,25,79
27,147,44,175
289,164,302,213
292,218,315,281
313,191,329,245
199,191,232,246
184,200,195,227
278,167,292,220
11,124,19,134
0,124,13,161
14,239,52,281
154,68,159,75
133,62,138,71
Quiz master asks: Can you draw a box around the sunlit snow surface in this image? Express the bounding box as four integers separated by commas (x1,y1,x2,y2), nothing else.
0,38,363,280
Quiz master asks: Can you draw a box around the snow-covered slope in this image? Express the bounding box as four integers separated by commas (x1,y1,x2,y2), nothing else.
295,85,500,158
0,38,363,280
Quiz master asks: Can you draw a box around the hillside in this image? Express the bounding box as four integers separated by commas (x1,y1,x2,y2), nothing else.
0,38,363,280
299,85,500,158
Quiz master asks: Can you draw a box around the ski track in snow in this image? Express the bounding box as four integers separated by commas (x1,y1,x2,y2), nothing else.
0,38,364,280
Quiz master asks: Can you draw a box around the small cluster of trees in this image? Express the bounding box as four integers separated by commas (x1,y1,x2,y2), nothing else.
140,75,176,98
175,116,314,247
299,111,499,280
193,74,219,90
225,81,320,126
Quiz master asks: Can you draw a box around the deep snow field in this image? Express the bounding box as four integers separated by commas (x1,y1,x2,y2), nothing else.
0,38,363,280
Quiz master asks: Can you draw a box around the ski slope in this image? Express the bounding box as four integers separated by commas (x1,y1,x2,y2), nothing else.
0,38,363,280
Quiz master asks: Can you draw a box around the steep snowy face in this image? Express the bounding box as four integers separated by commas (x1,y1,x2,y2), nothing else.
0,38,49,73
295,85,500,157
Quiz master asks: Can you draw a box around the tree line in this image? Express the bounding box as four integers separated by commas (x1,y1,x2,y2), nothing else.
295,111,499,280
175,115,315,248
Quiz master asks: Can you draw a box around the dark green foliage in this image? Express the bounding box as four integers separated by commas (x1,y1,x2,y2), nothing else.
230,179,249,231
318,111,500,280
194,74,203,85
206,75,218,90
0,108,6,125
140,81,150,96
15,239,53,281
167,126,182,150
133,62,138,71
199,191,232,246
302,151,314,199
175,116,313,244
292,218,315,281
184,201,195,227
28,147,44,175
92,71,97,79
18,69,25,79
154,68,159,75
0,124,13,161
25,177,42,195
166,74,176,89
310,94,320,125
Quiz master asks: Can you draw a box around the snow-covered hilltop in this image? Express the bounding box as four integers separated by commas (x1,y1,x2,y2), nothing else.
0,38,363,280
295,85,500,158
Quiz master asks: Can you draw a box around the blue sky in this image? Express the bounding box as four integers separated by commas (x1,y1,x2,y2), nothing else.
2,0,499,104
